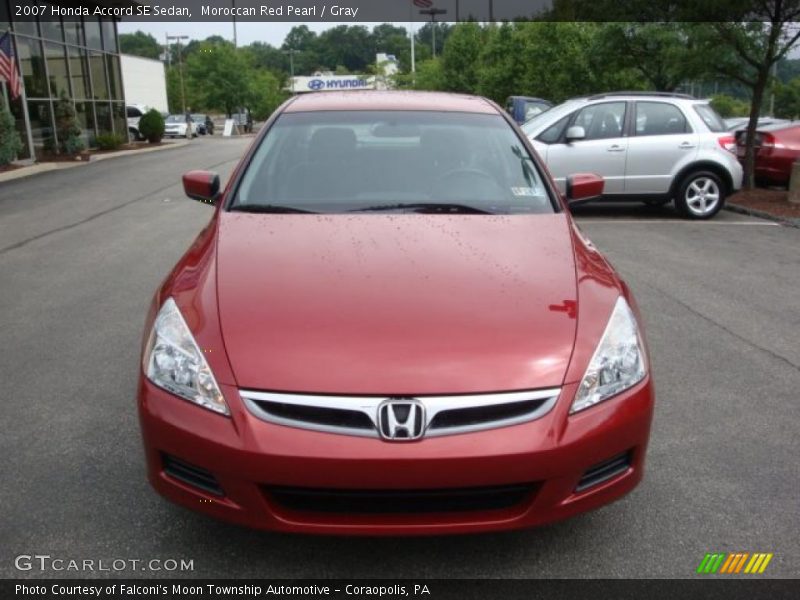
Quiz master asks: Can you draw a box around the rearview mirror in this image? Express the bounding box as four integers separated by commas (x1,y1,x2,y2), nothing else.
566,173,604,203
565,126,586,143
183,170,220,205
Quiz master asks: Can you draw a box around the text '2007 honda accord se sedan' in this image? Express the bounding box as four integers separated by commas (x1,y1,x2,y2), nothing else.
138,91,654,535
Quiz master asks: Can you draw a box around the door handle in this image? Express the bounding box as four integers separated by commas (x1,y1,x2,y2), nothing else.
607,145,625,152
679,142,697,149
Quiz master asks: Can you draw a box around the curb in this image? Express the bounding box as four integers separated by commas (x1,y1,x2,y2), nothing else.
0,161,83,184
87,140,189,162
0,141,189,185
725,202,800,229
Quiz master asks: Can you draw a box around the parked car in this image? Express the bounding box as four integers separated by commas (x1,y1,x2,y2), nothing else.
522,92,743,219
126,103,150,141
192,113,214,135
725,116,789,132
505,95,553,125
232,108,253,133
163,114,198,138
138,91,655,535
735,121,800,186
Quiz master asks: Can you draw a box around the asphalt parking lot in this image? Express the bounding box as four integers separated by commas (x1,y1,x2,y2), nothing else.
1,138,798,579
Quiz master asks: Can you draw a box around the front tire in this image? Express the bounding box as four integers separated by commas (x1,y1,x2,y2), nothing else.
675,171,725,219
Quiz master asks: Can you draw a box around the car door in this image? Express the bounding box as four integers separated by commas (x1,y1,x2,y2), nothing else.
541,101,628,194
624,101,699,194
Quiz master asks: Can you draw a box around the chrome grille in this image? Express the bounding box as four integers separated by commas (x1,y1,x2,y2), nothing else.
241,388,559,439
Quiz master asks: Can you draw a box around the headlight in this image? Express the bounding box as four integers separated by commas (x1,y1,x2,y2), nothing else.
144,298,229,415
571,296,646,414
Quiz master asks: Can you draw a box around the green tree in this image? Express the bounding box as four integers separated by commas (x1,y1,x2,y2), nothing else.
119,31,161,59
53,93,84,155
315,25,374,72
594,23,708,92
282,25,320,74
441,22,483,93
0,107,23,165
186,42,251,116
248,71,289,121
774,77,800,119
709,94,751,118
138,109,165,143
244,41,288,73
477,22,524,103
691,5,800,187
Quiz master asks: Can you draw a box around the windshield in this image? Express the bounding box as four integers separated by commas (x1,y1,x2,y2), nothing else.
166,115,184,123
191,114,204,121
233,111,554,215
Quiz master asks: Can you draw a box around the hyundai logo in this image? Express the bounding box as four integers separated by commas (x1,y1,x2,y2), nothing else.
378,399,425,441
308,79,325,91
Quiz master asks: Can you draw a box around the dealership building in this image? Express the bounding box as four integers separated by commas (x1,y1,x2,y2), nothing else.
1,1,128,160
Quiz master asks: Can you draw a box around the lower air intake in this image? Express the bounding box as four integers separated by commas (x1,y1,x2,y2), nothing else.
575,451,632,492
266,483,537,514
162,453,224,497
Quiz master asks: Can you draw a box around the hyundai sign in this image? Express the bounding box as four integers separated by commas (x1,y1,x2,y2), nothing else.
291,75,375,93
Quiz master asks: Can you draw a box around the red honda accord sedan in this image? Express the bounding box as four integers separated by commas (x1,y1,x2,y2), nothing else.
138,91,654,535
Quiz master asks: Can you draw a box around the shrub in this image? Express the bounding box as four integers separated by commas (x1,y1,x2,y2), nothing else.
54,93,85,155
138,109,165,143
0,108,23,166
95,131,126,151
709,94,751,118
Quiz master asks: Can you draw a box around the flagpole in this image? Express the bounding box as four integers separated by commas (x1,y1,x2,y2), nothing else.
409,2,416,81
1,80,8,112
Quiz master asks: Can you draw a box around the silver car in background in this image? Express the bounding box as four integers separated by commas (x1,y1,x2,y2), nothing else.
522,92,743,219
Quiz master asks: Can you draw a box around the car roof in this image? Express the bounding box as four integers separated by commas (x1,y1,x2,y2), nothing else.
283,91,498,114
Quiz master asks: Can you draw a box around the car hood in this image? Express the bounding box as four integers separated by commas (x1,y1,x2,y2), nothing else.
216,213,579,395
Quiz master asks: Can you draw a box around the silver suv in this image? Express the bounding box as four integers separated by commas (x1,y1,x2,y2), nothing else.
522,92,743,219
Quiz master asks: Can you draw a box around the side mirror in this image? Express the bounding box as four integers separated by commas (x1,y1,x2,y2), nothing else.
566,173,604,203
182,170,220,205
565,125,586,143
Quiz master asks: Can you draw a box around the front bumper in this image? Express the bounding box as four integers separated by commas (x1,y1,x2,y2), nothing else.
138,377,654,535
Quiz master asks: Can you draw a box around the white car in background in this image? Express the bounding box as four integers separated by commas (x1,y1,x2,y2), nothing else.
522,92,743,219
126,103,150,141
164,114,198,138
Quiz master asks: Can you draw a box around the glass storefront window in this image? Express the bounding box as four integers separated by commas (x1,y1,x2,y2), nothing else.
45,42,70,98
95,102,112,134
13,16,38,37
89,51,108,100
8,96,31,160
84,17,102,50
1,0,10,32
40,16,64,43
27,100,55,154
17,36,48,98
64,18,84,46
101,19,117,53
67,46,90,99
74,101,96,146
112,102,126,138
105,53,122,100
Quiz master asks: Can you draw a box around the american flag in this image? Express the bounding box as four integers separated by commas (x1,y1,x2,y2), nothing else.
0,32,22,100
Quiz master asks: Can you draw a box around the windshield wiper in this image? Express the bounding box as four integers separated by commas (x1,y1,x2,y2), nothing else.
229,204,318,214
349,202,494,214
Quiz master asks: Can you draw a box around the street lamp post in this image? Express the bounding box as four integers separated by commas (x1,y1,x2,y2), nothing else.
166,34,189,113
419,8,447,59
232,0,238,47
282,48,298,93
